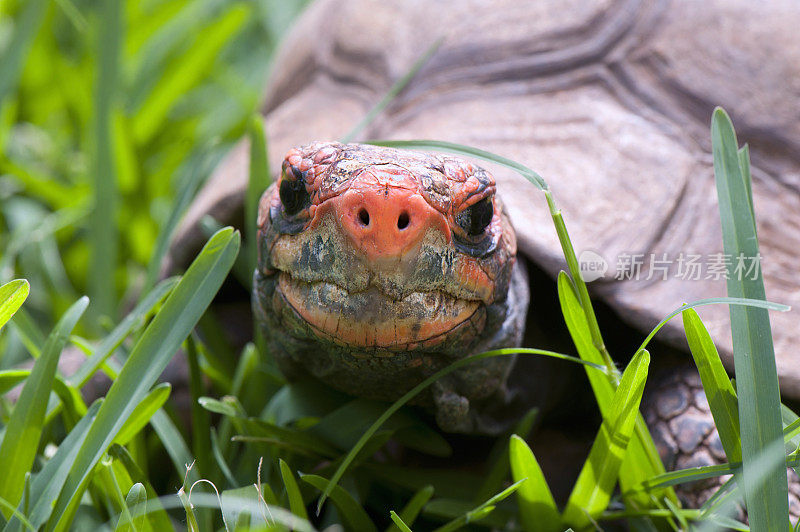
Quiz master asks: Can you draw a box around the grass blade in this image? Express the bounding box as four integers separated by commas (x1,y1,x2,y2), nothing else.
69,277,178,387
9,308,46,359
474,408,538,503
509,435,561,532
178,482,200,532
563,350,650,527
737,144,756,236
643,451,800,490
386,486,434,532
3,400,102,532
0,296,89,517
0,279,29,331
682,309,741,462
388,511,412,532
279,459,308,521
432,478,525,532
636,296,788,356
45,228,239,531
711,107,789,528
150,409,198,482
107,445,174,532
115,483,146,532
558,272,672,506
301,474,378,532
82,346,197,485
695,439,791,532
112,382,171,446
186,336,214,487
544,192,611,367
88,0,122,323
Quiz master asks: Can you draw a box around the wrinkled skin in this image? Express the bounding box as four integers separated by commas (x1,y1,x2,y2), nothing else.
253,142,528,433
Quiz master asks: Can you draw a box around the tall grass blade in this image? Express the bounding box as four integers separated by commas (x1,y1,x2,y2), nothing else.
88,0,122,322
737,144,757,237
636,297,788,356
45,228,239,531
558,272,672,505
695,438,791,532
509,435,561,532
682,309,741,462
80,345,197,484
563,350,650,527
0,279,29,331
0,296,88,517
711,107,789,528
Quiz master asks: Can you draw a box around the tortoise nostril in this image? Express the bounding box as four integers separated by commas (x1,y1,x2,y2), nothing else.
397,212,410,230
358,208,370,226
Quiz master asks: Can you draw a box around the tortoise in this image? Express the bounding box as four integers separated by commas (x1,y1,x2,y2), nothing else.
166,0,800,512
254,142,528,434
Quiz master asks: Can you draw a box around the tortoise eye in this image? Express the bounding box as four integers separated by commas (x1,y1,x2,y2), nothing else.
456,197,494,236
279,166,310,216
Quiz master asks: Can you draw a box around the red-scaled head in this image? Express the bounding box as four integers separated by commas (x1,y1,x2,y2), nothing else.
255,142,518,352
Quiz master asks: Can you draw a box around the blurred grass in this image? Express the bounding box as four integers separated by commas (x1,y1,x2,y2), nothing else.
0,0,307,332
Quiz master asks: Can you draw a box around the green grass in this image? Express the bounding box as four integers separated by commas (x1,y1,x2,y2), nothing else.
1,1,798,530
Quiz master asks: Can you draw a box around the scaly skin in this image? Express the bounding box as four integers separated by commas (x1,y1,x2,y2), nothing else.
253,142,528,433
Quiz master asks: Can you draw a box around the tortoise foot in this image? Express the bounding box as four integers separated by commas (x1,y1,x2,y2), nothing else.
644,363,800,521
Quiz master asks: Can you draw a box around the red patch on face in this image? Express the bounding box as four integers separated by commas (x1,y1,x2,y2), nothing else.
311,166,452,262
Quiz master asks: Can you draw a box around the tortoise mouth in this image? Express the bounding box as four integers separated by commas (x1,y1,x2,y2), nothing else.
277,272,481,350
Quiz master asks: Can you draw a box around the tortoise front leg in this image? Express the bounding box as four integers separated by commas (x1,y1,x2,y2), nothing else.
643,363,800,518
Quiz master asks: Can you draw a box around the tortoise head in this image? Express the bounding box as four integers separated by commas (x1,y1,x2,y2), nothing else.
254,142,520,355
